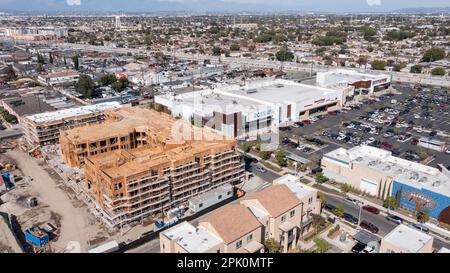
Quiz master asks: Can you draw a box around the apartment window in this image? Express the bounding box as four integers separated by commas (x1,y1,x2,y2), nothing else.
246,234,253,242
218,195,222,200
199,203,203,208
236,240,242,249
281,215,286,223
290,210,295,218
308,197,313,204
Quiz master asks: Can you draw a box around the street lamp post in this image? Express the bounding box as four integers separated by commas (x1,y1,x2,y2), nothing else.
357,203,362,226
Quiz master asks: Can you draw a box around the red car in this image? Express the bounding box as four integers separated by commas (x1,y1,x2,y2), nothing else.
360,220,379,234
411,138,418,145
363,205,380,215
302,120,311,125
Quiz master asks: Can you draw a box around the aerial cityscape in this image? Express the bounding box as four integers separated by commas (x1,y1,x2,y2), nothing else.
0,0,449,258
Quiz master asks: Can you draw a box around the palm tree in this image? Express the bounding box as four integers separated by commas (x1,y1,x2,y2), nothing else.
318,192,326,214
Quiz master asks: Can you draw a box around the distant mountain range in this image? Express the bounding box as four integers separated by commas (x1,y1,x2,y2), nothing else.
394,7,450,14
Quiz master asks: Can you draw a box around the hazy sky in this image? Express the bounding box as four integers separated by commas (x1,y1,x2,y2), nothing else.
0,0,449,12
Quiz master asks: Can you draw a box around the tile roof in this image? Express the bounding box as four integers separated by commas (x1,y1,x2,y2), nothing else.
202,204,262,245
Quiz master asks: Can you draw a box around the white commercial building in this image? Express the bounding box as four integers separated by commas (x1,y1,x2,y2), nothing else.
155,78,344,139
37,70,80,86
380,224,434,253
316,69,391,95
321,145,450,225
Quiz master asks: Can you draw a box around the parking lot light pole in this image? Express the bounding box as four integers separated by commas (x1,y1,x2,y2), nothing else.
357,204,362,226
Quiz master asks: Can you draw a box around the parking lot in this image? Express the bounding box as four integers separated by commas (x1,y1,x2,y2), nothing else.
279,84,450,168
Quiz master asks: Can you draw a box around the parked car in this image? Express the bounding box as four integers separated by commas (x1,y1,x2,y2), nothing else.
360,220,379,234
324,203,335,212
363,205,380,215
344,213,359,225
344,197,359,205
410,223,429,233
351,242,366,253
253,165,266,173
386,215,403,225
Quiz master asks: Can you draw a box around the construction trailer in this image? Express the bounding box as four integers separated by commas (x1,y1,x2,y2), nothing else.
87,240,120,253
188,184,234,214
25,226,49,248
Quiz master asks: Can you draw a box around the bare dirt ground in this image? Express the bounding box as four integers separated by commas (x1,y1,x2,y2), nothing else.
1,150,109,252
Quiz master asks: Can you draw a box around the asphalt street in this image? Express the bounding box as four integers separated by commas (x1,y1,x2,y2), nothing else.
324,193,450,250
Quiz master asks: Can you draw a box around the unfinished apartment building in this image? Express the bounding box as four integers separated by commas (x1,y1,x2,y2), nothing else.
21,102,121,146
60,107,245,227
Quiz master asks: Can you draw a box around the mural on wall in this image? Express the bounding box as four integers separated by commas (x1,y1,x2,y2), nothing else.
402,190,437,212
391,181,450,225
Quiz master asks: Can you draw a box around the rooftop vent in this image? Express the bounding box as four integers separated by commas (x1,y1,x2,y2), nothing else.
246,89,257,94
418,177,428,184
432,181,441,187
275,84,284,88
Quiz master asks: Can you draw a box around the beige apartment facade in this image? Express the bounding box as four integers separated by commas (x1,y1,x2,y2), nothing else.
160,177,321,253
160,204,263,253
21,102,121,146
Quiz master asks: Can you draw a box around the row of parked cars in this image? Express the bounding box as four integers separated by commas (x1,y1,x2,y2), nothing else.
324,199,430,236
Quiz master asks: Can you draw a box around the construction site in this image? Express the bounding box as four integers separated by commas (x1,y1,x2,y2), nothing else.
58,107,245,228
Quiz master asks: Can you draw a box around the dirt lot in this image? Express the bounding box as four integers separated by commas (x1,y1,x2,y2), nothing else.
0,150,109,252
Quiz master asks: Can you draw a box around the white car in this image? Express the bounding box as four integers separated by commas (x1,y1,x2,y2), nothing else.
362,246,376,253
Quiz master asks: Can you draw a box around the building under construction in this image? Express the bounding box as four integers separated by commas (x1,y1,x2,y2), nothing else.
21,102,122,146
60,107,245,227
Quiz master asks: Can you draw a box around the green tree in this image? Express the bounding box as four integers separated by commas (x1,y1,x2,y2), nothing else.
75,75,95,99
410,65,422,74
393,63,405,72
253,33,273,43
431,67,446,76
229,44,240,52
383,196,398,210
312,214,326,234
100,74,117,86
111,77,129,92
263,238,281,253
371,60,387,70
363,27,377,41
333,206,345,218
422,48,446,62
2,65,17,81
72,55,80,70
212,47,222,56
276,50,294,62
275,150,287,167
242,142,251,153
315,173,329,184
258,150,271,160
318,192,326,214
417,208,430,223
313,238,330,253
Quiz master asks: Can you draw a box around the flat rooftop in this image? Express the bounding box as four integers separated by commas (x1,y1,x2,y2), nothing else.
228,79,341,105
324,145,450,196
383,224,433,253
3,95,55,116
273,174,317,199
25,101,121,123
62,107,227,144
161,221,222,253
318,69,389,86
